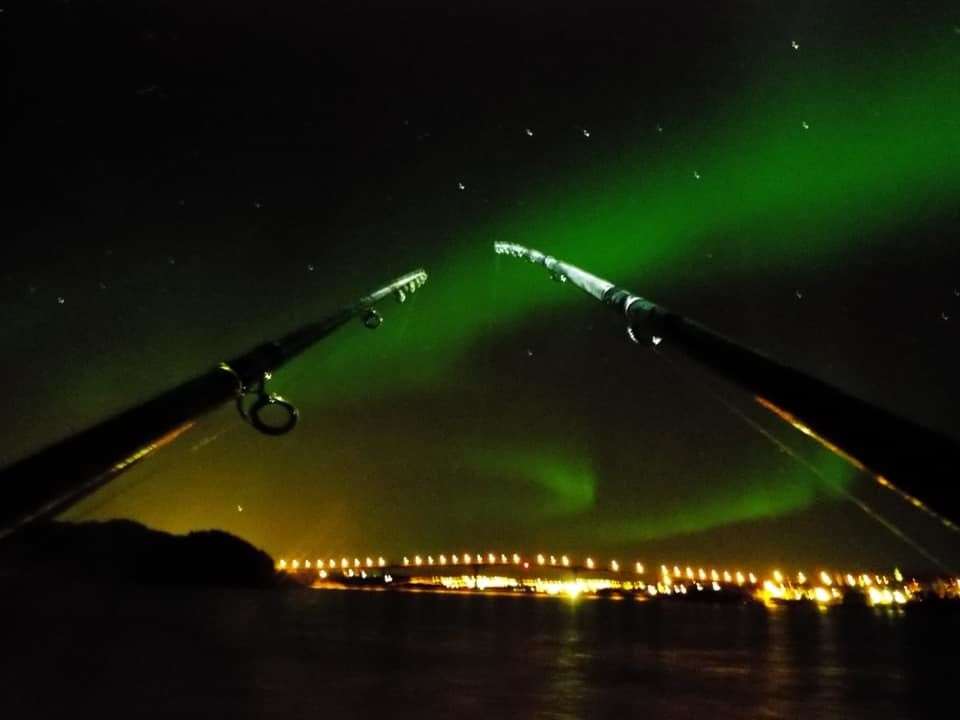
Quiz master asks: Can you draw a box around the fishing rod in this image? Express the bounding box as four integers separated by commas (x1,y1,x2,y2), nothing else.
0,268,428,539
495,241,960,529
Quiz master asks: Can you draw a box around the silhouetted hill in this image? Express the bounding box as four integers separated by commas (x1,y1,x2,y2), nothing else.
0,520,284,588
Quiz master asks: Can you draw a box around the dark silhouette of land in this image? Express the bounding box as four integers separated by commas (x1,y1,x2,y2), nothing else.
0,519,287,588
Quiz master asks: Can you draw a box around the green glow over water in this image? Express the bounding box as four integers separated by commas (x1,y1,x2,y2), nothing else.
470,449,598,517
251,41,960,541
594,454,857,543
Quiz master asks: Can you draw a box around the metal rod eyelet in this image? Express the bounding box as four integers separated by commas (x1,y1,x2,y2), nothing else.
236,372,300,435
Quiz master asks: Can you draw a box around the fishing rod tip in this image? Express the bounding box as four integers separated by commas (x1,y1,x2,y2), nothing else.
494,242,543,264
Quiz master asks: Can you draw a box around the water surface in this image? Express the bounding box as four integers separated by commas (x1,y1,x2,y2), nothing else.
3,584,957,718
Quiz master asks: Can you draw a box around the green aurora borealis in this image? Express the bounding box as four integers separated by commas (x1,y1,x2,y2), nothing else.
289,39,960,399
247,37,958,558
5,3,959,569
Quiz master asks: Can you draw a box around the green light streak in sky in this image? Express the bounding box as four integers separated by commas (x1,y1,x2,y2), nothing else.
595,453,856,544
470,449,597,517
283,42,960,402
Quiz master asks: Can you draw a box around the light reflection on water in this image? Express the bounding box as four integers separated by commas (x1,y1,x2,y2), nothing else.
2,584,957,719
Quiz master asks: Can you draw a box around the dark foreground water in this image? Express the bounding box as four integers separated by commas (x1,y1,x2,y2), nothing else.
2,584,958,719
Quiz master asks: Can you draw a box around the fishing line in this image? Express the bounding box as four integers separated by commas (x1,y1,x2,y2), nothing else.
650,345,956,573
71,420,238,520
69,464,161,520
752,396,960,536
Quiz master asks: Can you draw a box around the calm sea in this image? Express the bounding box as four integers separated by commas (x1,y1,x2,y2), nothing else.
2,583,957,718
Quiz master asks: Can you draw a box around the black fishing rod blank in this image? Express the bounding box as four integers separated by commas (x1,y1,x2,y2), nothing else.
495,241,959,529
0,268,428,538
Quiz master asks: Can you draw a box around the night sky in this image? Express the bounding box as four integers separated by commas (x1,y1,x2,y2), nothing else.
3,1,959,571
